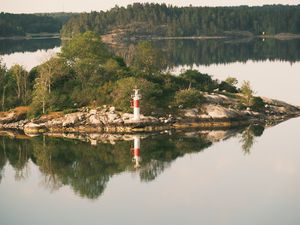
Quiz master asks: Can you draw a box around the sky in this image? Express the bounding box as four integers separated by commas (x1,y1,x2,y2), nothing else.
0,0,299,13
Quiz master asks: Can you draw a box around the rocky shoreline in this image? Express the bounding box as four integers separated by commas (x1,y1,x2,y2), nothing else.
1,93,300,136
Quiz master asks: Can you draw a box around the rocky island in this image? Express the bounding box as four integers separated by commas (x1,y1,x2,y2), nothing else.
1,92,299,137
1,31,300,139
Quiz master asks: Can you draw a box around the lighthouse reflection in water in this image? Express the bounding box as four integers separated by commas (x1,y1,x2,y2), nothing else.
131,135,141,168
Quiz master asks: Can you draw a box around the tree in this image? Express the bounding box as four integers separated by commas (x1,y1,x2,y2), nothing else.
30,57,68,114
0,60,7,111
225,76,238,86
180,70,217,92
60,31,111,88
240,80,254,106
60,4,300,38
132,41,166,75
31,73,49,114
8,64,29,105
39,57,67,93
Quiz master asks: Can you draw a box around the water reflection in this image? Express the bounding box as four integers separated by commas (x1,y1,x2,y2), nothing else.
1,38,299,70
131,135,141,169
240,124,265,154
115,38,300,67
0,124,266,199
0,38,60,55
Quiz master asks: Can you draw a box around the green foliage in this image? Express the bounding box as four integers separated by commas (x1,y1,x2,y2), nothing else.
180,70,217,92
0,31,270,117
225,76,238,86
8,64,30,105
30,75,50,115
240,81,254,106
174,88,205,108
218,81,238,93
30,57,70,114
0,12,62,37
0,60,8,110
61,32,110,65
61,4,300,38
61,31,111,87
132,41,166,74
111,77,162,114
97,81,114,105
0,61,27,110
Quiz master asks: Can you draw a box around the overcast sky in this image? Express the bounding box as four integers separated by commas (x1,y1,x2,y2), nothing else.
1,0,299,13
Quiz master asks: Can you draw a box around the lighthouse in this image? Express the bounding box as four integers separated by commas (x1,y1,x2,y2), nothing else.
131,88,142,121
131,135,141,168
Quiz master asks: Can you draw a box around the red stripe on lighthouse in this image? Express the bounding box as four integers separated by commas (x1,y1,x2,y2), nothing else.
134,99,140,107
134,148,140,156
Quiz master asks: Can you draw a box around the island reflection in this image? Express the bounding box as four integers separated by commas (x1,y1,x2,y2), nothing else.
113,38,300,67
0,124,265,200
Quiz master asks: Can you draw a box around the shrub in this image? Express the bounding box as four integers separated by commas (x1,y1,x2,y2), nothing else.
218,81,238,93
240,81,254,106
225,77,238,86
180,70,218,92
174,88,205,108
111,77,162,114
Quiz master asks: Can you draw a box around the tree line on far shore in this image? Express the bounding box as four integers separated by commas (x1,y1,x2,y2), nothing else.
0,12,75,37
61,3,300,38
1,4,299,38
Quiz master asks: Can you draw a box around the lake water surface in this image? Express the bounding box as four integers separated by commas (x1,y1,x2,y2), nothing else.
1,120,300,225
0,38,300,225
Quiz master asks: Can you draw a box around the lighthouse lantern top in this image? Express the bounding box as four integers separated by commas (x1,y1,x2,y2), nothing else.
131,88,142,99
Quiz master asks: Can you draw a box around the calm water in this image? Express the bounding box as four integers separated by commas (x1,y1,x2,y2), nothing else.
0,120,300,225
1,38,300,225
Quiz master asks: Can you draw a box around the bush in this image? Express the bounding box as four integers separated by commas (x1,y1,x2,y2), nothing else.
111,77,162,114
218,81,238,93
174,88,205,108
180,70,218,92
240,81,254,106
225,77,238,86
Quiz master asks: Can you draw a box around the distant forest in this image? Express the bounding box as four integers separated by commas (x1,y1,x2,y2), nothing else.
0,12,75,37
1,4,300,38
61,3,300,37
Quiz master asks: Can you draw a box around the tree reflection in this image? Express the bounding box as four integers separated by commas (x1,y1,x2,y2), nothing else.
0,137,8,184
0,38,61,55
139,160,169,182
135,134,212,182
240,124,265,154
0,125,265,198
113,39,300,67
1,137,32,181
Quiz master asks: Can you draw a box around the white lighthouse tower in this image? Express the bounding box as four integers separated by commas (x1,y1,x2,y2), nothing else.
131,88,142,121
131,135,141,168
